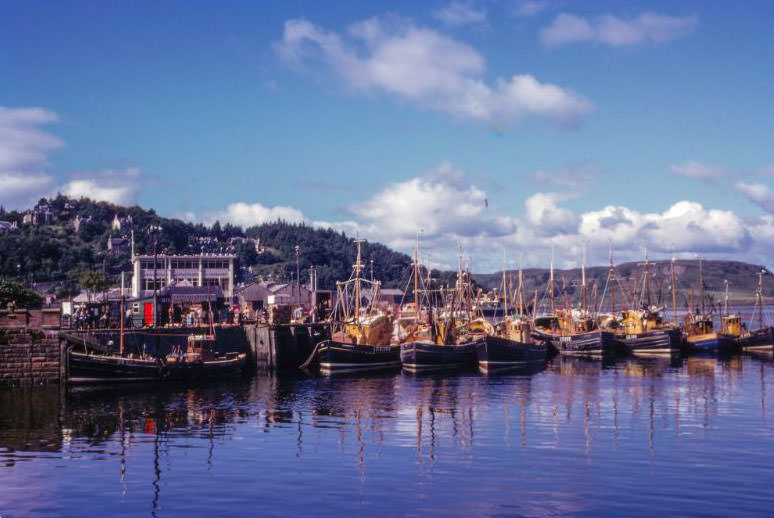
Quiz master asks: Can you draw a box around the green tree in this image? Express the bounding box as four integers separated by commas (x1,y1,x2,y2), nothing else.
0,278,43,309
77,270,110,302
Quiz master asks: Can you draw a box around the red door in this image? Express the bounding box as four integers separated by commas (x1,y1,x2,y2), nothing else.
143,302,153,326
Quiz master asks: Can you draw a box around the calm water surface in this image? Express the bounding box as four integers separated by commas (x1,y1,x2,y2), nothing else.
1,352,774,517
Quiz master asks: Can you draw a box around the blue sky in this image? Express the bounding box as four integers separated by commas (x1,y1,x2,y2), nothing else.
2,1,773,271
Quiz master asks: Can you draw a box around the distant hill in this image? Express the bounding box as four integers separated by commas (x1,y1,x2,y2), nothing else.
472,260,773,307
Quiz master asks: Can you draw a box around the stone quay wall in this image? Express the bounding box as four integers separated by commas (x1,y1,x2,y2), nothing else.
0,327,63,387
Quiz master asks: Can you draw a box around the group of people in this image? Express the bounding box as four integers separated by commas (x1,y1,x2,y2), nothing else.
71,304,111,329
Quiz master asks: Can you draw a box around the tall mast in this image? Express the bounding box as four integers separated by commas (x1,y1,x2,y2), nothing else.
581,242,587,313
609,244,616,314
699,259,705,315
644,245,651,307
758,268,764,329
518,261,524,316
723,279,729,317
502,252,508,319
354,240,364,325
671,257,677,324
549,246,555,314
414,231,420,323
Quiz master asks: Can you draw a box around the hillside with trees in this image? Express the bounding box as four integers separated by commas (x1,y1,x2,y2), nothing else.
0,195,414,300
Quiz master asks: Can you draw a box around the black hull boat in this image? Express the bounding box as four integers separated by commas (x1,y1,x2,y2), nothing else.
400,341,478,372
314,340,401,374
68,351,246,384
737,326,774,350
475,336,546,373
620,328,683,355
534,329,619,356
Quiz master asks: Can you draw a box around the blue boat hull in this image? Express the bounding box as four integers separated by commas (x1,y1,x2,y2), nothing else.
400,341,478,372
475,336,547,372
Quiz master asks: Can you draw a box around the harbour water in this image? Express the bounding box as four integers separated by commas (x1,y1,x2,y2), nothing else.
2,352,774,517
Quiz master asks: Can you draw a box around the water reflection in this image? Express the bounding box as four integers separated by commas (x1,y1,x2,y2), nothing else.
1,355,773,517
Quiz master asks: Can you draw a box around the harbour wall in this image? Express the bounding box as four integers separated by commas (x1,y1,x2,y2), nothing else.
0,327,63,387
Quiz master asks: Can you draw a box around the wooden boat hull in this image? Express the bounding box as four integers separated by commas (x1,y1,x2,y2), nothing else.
400,341,478,372
534,329,619,355
686,333,737,353
475,336,546,372
620,328,682,355
68,351,246,384
315,340,401,374
737,326,774,350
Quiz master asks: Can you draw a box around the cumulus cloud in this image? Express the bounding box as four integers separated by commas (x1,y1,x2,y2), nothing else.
181,161,774,271
0,106,61,208
433,1,486,26
669,160,724,182
201,202,306,227
541,12,698,48
524,192,578,236
61,167,144,205
735,181,774,213
276,17,593,128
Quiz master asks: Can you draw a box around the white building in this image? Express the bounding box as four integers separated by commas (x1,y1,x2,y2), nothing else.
131,253,236,298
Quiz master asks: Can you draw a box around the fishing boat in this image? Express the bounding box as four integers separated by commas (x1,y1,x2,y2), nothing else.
68,325,246,384
476,262,547,372
68,286,247,384
532,250,618,356
737,269,774,350
618,256,682,355
400,247,478,372
683,262,736,354
305,240,400,374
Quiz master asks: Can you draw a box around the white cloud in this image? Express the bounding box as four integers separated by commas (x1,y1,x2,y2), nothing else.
202,202,306,227
524,192,578,236
668,160,724,182
511,1,548,18
61,167,144,205
276,17,593,128
183,161,774,271
433,1,486,26
531,162,598,189
541,12,698,48
0,107,61,208
735,181,774,213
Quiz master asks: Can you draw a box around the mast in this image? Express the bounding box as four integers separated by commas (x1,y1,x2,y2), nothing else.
671,257,678,324
518,262,524,316
502,252,508,319
414,231,420,323
699,259,705,315
354,240,364,325
549,247,555,314
532,289,538,322
581,242,587,313
757,268,765,330
644,245,651,308
723,279,729,318
119,292,125,356
609,244,616,314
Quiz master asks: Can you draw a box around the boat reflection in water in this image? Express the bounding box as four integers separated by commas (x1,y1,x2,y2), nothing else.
2,356,774,517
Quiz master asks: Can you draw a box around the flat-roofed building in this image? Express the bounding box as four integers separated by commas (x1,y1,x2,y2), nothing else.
131,253,236,298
